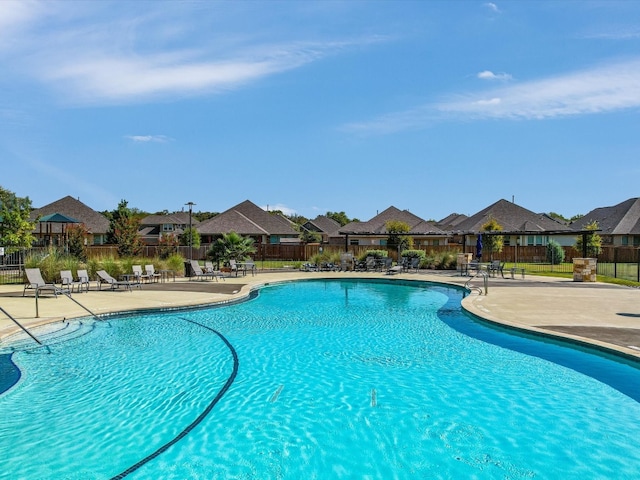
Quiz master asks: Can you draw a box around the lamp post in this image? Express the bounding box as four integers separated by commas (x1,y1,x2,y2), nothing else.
185,201,195,262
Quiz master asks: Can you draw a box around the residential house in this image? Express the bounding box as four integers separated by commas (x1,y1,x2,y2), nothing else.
138,212,199,245
435,213,468,231
30,196,110,246
302,215,341,244
570,197,640,247
334,206,447,247
197,200,300,245
452,198,573,247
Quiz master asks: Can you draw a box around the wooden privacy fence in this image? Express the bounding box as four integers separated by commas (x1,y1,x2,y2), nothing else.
11,244,640,264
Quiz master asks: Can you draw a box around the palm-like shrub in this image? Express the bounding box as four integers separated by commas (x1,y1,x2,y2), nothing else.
207,231,256,266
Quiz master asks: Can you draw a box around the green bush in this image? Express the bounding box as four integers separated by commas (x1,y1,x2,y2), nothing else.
165,253,185,273
400,249,426,260
359,249,388,261
546,240,565,265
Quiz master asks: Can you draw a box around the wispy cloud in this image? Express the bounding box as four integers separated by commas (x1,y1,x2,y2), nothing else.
125,135,171,143
583,29,640,40
2,3,384,106
344,58,640,133
477,70,512,81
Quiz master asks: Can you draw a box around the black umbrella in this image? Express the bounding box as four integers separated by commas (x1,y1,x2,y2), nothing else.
476,234,483,259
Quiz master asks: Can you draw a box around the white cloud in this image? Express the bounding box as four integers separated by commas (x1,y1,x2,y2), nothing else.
477,70,512,81
345,58,640,133
125,135,171,143
262,203,297,216
484,2,501,14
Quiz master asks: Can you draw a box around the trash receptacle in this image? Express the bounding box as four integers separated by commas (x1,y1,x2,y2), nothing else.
184,261,194,277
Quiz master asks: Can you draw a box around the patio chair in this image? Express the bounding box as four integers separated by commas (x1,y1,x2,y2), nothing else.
96,270,140,291
488,260,504,277
23,268,68,297
339,253,354,271
365,257,377,272
301,262,318,272
145,264,161,283
229,259,245,277
132,265,150,283
189,260,224,282
60,270,82,293
386,262,404,275
76,269,91,292
204,261,226,280
408,257,420,273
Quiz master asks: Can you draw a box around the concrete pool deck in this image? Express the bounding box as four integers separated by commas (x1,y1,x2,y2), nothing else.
1,270,639,359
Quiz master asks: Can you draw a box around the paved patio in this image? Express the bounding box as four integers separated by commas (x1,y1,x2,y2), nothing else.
1,270,639,359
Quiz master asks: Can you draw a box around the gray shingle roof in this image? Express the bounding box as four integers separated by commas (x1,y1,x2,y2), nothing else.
570,197,640,235
140,213,199,227
304,216,342,235
197,200,298,236
453,199,571,233
30,196,110,234
436,213,468,230
339,206,444,235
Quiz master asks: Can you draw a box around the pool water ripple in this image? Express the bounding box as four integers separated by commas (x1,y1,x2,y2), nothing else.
1,279,640,479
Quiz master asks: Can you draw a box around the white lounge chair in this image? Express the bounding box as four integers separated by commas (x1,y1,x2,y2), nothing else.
145,264,161,283
97,270,140,291
132,265,150,283
23,268,68,297
60,270,82,293
76,269,91,292
189,260,224,282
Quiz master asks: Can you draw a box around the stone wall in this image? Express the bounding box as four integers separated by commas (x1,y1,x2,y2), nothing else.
573,258,597,282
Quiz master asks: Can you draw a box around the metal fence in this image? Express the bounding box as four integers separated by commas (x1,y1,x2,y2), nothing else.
2,244,639,284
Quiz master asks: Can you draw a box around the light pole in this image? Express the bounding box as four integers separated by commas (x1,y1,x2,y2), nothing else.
185,201,195,262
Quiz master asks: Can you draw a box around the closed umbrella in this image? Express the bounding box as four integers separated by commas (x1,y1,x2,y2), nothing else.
476,234,483,260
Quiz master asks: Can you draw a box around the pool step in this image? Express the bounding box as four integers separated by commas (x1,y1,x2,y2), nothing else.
0,320,98,353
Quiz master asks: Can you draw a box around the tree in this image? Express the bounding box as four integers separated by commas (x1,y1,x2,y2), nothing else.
300,229,321,244
158,233,179,259
326,211,357,226
481,218,504,261
575,220,602,258
180,226,201,249
207,231,256,266
107,200,144,257
66,223,89,261
545,239,565,265
385,220,413,252
0,186,37,253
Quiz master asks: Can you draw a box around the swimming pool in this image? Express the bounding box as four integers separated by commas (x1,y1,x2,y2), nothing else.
2,278,640,479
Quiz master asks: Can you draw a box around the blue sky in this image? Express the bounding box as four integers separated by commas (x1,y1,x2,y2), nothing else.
1,1,639,222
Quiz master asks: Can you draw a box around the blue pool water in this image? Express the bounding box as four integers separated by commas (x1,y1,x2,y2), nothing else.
1,279,640,479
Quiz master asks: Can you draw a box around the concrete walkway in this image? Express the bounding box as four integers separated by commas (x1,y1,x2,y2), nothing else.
1,270,639,358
